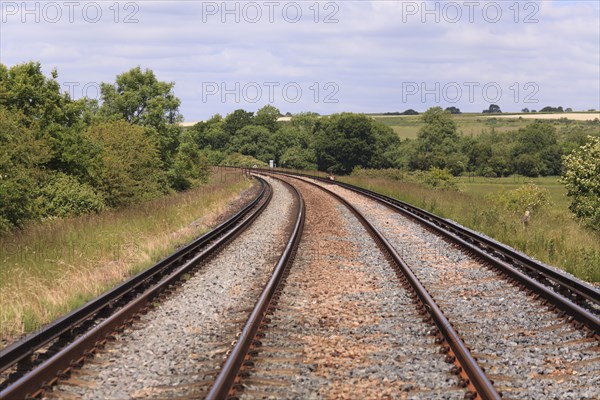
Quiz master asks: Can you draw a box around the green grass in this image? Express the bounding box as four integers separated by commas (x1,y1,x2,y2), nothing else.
371,113,599,139
340,173,600,284
372,114,533,139
0,168,253,341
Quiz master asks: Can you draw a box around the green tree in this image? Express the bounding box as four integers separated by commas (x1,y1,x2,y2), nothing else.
411,107,466,175
36,172,105,218
223,109,254,135
170,130,209,190
0,62,94,175
85,121,168,207
314,113,377,174
512,122,561,176
561,136,600,231
254,105,281,133
230,125,275,162
99,67,183,166
0,107,51,230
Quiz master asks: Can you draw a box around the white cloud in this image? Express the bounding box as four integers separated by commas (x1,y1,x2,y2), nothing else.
1,0,598,120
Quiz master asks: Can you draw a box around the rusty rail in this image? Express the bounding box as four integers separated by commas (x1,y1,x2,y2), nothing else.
257,168,600,334
206,176,305,399
271,173,501,400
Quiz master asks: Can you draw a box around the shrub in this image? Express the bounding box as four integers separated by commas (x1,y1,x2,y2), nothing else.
492,183,552,216
561,136,600,231
36,172,105,218
220,153,268,168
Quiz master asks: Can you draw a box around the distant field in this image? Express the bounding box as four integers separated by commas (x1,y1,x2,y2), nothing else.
372,112,599,139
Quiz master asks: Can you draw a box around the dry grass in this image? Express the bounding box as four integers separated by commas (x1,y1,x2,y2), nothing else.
0,169,253,342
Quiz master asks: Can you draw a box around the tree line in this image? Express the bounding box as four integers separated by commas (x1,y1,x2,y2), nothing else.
195,106,598,179
1,62,207,231
2,62,598,231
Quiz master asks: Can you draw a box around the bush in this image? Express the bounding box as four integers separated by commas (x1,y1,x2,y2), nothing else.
37,172,105,218
421,167,459,190
85,121,168,207
561,136,600,231
492,183,552,216
220,153,268,168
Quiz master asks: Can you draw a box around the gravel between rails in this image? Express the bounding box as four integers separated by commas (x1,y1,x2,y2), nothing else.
240,178,467,399
47,177,296,400
305,177,600,400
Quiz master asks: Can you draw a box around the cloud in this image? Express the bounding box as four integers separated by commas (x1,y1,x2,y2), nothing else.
1,0,598,120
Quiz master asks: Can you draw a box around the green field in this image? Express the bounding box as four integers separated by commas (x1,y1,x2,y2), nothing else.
372,114,531,139
372,113,599,139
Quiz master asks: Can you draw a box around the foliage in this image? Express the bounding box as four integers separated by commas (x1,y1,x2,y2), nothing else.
36,172,106,218
85,121,168,207
314,113,381,174
410,107,466,175
0,107,51,230
1,62,210,231
170,130,210,190
561,136,600,231
482,104,502,114
220,153,268,168
351,167,458,191
491,184,552,216
99,67,183,168
421,167,459,190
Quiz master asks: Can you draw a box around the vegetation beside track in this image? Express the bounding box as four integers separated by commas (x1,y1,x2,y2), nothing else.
0,171,253,342
341,172,600,283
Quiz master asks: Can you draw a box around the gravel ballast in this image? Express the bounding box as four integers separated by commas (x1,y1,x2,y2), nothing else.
307,177,600,400
239,177,466,399
49,177,296,399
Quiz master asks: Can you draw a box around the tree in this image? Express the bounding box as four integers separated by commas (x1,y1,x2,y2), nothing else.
99,67,183,166
445,106,461,114
230,125,275,162
410,107,466,175
483,104,502,114
85,121,168,207
540,106,564,113
522,108,530,113
0,107,51,230
314,113,377,174
561,136,600,231
254,105,281,133
370,121,401,169
170,130,209,190
512,121,560,176
402,109,419,115
223,109,254,135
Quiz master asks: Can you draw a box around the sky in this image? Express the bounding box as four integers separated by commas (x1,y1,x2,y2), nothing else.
1,0,599,122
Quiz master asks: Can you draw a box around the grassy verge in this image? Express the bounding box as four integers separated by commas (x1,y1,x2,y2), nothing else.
0,169,253,341
340,174,600,283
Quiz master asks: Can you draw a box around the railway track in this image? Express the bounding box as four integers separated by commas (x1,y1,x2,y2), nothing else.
0,176,279,399
224,170,596,399
1,168,598,399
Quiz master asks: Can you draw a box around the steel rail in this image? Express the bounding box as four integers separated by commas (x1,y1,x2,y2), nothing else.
0,176,272,400
206,175,305,400
258,168,600,333
270,173,501,400
332,180,600,307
